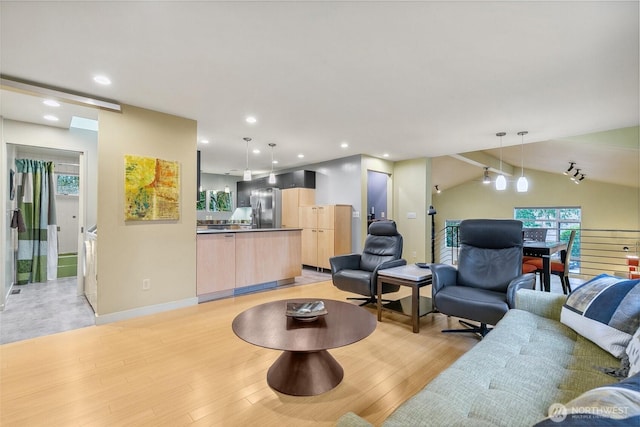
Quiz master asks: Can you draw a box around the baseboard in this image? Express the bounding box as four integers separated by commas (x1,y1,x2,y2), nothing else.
95,297,199,325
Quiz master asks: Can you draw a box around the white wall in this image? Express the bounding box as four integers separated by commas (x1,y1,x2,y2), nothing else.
97,105,197,320
393,157,432,264
280,155,363,252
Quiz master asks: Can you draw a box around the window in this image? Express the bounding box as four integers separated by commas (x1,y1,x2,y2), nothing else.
445,219,461,248
56,174,80,196
514,207,581,270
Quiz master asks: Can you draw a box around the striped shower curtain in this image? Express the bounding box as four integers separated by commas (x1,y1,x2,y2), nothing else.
15,159,58,284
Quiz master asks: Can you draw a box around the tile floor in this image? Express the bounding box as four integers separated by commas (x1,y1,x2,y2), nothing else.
0,277,95,344
0,267,331,345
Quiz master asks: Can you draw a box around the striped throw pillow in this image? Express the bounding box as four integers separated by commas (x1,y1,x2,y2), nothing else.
561,274,640,358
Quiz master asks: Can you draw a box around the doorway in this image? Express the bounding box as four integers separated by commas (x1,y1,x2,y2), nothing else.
367,170,389,225
1,142,95,343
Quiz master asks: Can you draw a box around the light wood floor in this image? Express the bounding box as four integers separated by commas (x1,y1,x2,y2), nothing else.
0,280,477,426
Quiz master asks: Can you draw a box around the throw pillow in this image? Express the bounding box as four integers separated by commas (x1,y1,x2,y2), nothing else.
534,372,640,426
560,274,640,358
627,327,640,377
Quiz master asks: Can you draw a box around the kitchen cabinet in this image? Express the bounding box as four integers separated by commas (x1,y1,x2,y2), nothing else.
196,229,302,301
197,233,236,295
234,230,302,287
300,205,351,269
277,170,316,189
236,181,251,207
282,188,315,228
236,171,316,207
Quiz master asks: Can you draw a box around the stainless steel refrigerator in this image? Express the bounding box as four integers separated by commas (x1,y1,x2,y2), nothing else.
250,188,282,229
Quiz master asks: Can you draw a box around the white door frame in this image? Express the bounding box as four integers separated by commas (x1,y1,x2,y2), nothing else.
3,142,88,297
76,151,86,296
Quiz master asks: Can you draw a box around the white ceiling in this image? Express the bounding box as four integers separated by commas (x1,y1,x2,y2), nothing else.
1,1,638,188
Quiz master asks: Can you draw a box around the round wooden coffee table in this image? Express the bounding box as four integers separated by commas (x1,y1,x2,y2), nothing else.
232,298,376,396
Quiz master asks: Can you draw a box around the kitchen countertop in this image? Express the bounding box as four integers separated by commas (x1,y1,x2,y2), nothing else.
197,227,302,234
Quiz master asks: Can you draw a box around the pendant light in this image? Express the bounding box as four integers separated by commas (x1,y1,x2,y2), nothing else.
482,167,491,184
224,172,230,193
495,132,507,191
268,143,277,184
243,137,252,181
516,131,529,192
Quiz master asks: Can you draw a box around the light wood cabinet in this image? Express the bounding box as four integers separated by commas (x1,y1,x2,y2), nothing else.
197,233,236,295
196,229,302,300
300,204,351,269
235,230,302,287
282,188,315,228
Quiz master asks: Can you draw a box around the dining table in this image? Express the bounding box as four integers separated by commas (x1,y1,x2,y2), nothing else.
523,241,567,292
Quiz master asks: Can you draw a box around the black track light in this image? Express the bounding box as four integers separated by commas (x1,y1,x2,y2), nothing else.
564,162,575,175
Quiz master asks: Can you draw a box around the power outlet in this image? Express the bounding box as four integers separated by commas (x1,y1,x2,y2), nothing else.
142,278,151,291
412,251,417,259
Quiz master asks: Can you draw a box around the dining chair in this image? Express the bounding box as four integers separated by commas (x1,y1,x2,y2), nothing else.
523,228,548,242
522,228,548,264
524,229,577,294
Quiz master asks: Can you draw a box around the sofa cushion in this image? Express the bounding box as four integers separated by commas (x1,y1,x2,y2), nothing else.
560,274,640,358
627,327,640,377
533,372,640,426
381,308,619,427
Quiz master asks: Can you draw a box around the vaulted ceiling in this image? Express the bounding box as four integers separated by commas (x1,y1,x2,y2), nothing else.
1,1,638,188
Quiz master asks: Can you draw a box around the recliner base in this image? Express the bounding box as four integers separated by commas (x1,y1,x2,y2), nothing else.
442,319,492,337
346,296,392,306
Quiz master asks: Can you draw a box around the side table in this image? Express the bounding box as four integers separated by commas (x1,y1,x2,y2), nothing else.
377,264,434,333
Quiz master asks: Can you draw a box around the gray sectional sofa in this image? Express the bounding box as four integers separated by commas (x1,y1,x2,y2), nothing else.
337,289,626,427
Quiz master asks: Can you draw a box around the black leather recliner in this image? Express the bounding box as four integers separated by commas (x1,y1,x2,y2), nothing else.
431,219,535,337
330,220,406,305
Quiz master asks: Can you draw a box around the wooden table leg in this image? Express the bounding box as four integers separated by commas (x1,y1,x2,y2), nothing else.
267,350,344,396
377,277,382,322
412,283,419,333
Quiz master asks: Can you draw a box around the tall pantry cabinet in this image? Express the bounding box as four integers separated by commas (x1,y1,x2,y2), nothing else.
281,188,315,228
300,205,352,269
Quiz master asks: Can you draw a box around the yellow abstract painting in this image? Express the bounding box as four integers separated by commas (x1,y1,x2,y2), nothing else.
124,155,180,220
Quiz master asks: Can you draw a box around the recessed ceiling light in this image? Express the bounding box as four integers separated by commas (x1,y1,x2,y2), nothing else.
93,75,111,85
340,142,349,148
272,160,279,164
44,114,59,121
252,149,260,154
383,153,390,158
43,99,60,107
245,116,257,124
200,139,210,144
298,154,305,158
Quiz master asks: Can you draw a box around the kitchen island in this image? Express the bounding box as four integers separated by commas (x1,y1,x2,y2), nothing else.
196,228,302,302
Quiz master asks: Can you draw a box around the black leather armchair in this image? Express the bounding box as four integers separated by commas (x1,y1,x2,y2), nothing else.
431,219,535,337
330,220,406,305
